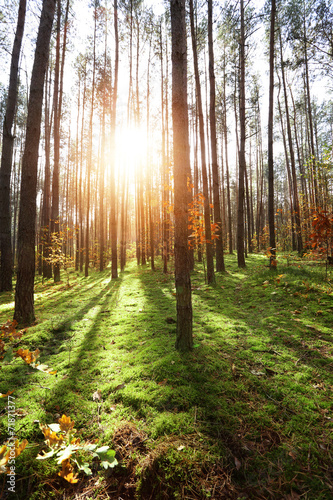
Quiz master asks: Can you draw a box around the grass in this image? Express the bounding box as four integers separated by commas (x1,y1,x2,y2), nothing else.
0,253,332,499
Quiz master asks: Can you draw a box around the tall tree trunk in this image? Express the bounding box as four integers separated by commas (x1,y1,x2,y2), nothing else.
79,63,87,272
278,96,296,251
85,5,97,277
75,75,80,270
171,0,193,351
51,0,62,282
160,22,169,274
289,84,310,241
100,5,108,272
41,64,53,278
268,0,276,267
237,0,246,268
189,0,214,284
120,169,128,271
147,39,155,271
208,0,225,272
278,27,303,254
245,164,252,253
14,0,55,324
222,45,233,254
303,14,318,207
110,0,119,278
0,0,26,291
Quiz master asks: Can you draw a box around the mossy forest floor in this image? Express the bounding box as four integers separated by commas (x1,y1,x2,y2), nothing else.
0,253,332,499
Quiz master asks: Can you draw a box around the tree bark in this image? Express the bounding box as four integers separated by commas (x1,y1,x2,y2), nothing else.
85,5,97,277
171,0,193,351
111,0,119,278
189,0,214,284
278,27,303,254
208,0,225,272
51,0,61,282
237,0,246,268
268,0,276,268
14,0,55,325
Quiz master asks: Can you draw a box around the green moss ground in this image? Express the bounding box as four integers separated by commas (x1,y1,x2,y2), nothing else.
0,253,332,499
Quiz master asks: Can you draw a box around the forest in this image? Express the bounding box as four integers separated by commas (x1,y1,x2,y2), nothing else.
0,0,332,498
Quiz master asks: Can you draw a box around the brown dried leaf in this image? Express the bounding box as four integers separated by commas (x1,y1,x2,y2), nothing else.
40,425,64,448
59,415,75,434
0,390,14,398
58,458,79,483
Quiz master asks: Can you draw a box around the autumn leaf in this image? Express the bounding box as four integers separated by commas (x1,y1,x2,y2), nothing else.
40,425,64,448
0,440,28,472
15,439,28,458
15,348,40,365
0,445,11,470
0,390,14,398
59,414,75,434
58,458,79,483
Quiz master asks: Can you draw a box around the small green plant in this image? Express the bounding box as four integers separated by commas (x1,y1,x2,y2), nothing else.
37,414,118,483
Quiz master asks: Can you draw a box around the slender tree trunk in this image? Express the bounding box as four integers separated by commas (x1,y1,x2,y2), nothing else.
289,84,310,241
85,5,97,277
222,46,233,254
51,0,61,282
237,0,246,268
120,169,128,271
79,63,87,272
268,0,276,268
278,27,303,254
245,165,252,253
208,0,224,272
171,0,193,351
189,0,214,284
146,40,155,271
100,6,108,272
110,0,119,278
278,96,296,251
75,77,80,270
0,0,26,291
42,64,53,278
110,0,119,279
303,15,318,207
160,23,169,274
14,0,55,324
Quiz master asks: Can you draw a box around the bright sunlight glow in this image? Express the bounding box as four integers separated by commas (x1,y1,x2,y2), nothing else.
115,125,148,180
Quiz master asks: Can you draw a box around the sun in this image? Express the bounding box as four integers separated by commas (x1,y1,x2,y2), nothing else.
115,124,148,179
